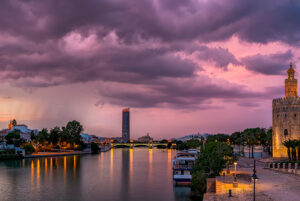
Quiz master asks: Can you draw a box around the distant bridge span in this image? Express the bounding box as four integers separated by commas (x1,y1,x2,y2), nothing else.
111,143,168,148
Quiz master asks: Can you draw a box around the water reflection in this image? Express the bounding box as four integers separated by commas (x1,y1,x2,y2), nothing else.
148,148,153,183
122,149,130,200
0,149,192,201
110,148,114,180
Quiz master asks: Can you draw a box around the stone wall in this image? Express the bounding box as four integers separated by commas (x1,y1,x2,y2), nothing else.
272,97,300,157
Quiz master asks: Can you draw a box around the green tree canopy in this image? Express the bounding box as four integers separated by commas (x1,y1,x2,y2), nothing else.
49,126,61,145
195,141,233,177
5,131,20,145
64,120,83,145
37,128,49,145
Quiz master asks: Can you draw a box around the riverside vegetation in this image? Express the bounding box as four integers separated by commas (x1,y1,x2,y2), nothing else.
190,127,273,200
1,120,88,156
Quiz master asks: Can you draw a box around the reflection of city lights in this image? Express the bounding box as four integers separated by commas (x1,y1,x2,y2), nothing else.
37,160,40,190
74,155,77,171
168,149,172,178
110,149,114,179
149,149,153,181
130,148,133,177
45,158,48,175
31,160,34,187
50,158,53,175
64,156,67,172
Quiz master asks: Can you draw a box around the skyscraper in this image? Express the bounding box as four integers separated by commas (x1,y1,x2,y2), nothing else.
122,108,130,142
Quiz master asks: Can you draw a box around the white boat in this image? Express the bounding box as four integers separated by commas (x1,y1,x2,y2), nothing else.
172,149,198,184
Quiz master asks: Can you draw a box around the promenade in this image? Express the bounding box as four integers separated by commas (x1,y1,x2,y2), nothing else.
204,157,300,201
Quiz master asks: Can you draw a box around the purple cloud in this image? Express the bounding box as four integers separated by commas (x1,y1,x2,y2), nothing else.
241,50,293,75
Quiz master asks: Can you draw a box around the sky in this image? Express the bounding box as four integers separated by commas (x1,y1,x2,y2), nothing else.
0,0,300,139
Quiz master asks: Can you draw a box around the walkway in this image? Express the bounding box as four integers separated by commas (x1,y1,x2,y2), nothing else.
239,157,300,201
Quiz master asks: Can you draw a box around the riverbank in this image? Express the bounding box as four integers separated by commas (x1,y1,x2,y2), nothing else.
204,157,300,201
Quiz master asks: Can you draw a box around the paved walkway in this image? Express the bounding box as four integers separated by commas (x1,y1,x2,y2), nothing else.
238,157,300,201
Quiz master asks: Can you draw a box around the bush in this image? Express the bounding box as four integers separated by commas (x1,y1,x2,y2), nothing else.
91,142,100,154
24,144,35,154
157,145,167,149
191,171,206,200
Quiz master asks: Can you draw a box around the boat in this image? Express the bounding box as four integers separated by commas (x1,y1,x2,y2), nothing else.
172,149,198,185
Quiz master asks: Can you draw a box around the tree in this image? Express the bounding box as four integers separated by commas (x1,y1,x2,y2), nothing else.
297,140,300,161
195,141,233,177
191,170,206,199
30,131,36,142
265,128,272,154
206,134,230,143
291,140,298,161
230,132,242,145
5,131,21,145
24,144,35,154
37,128,49,145
160,139,168,143
49,126,61,146
283,140,292,161
186,139,201,149
242,129,256,158
64,120,83,146
91,142,100,154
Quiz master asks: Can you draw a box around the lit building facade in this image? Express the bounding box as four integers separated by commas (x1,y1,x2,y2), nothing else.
122,108,130,142
272,64,300,157
138,133,153,143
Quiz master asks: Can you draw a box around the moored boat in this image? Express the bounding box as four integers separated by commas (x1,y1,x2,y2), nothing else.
172,149,198,185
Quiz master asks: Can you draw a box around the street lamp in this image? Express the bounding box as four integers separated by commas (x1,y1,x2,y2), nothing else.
234,162,237,180
233,162,238,188
252,160,259,201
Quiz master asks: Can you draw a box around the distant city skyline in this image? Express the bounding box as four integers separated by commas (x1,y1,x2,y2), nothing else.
1,0,300,139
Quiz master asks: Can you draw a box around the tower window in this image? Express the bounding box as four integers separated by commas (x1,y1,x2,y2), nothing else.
277,114,279,118
295,114,297,118
285,114,287,118
284,129,288,136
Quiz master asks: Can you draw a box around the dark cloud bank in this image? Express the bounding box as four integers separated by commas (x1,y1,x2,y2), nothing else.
0,0,298,108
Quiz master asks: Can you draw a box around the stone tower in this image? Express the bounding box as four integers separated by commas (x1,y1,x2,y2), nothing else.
285,65,297,98
272,64,300,157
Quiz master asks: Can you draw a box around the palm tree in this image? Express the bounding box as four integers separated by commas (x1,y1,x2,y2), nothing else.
297,140,300,161
242,129,256,158
283,140,292,161
291,140,298,161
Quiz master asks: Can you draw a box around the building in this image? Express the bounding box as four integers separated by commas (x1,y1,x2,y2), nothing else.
138,133,153,143
0,120,38,142
272,64,300,157
122,108,130,142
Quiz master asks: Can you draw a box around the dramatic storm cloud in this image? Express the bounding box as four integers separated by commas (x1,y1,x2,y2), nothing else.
0,0,299,138
242,50,293,75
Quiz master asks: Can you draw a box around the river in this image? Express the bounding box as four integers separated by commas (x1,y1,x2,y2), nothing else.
0,148,193,201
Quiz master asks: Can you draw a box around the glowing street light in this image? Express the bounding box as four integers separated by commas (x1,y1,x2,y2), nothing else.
233,161,238,188
252,160,259,201
234,162,237,180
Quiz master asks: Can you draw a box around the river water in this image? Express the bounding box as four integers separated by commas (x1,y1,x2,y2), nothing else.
0,148,192,201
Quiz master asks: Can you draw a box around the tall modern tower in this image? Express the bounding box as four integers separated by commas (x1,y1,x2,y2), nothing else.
122,108,130,142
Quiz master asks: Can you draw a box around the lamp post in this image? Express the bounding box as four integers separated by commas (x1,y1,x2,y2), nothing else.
252,160,259,201
234,162,237,181
233,162,238,188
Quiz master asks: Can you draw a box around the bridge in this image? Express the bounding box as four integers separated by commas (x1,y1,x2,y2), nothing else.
111,143,169,148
